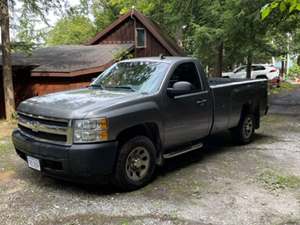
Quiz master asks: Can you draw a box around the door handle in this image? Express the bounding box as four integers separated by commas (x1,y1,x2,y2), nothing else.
196,99,208,105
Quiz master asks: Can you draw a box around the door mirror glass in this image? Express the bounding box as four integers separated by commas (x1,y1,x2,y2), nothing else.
167,81,193,97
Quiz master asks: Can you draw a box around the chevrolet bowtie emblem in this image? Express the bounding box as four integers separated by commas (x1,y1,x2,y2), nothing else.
30,121,40,132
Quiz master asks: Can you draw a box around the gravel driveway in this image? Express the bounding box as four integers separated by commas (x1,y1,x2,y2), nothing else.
1,86,300,225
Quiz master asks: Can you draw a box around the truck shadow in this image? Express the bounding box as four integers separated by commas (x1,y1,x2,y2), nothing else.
158,131,272,176
17,131,273,195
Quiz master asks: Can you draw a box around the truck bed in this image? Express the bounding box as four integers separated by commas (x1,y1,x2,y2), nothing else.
208,77,265,87
207,77,268,134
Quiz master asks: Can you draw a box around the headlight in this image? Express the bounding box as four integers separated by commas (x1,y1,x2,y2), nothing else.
73,118,108,143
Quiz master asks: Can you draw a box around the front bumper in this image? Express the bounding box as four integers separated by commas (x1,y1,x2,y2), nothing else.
12,129,118,183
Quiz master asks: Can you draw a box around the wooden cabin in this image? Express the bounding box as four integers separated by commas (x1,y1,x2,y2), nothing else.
0,10,184,118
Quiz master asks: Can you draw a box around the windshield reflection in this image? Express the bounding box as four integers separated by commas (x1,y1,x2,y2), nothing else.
91,61,170,93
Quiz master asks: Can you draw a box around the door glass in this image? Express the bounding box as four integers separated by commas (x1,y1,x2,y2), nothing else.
252,66,265,71
168,62,202,91
235,66,246,73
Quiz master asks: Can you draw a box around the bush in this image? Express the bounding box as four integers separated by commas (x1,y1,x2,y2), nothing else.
287,64,300,80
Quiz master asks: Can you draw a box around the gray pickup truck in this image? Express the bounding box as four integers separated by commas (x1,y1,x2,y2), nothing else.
12,57,268,190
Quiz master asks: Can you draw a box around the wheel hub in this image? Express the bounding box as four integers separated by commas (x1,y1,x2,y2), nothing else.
125,147,150,182
133,158,142,168
243,117,253,139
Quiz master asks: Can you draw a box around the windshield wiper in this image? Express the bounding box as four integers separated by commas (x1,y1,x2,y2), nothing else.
89,84,104,89
108,86,136,92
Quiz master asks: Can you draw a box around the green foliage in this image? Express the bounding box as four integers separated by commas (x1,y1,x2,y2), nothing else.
258,170,300,190
92,0,119,31
287,63,300,79
113,49,133,61
91,0,158,31
261,0,300,20
15,16,47,53
46,15,97,45
270,81,296,94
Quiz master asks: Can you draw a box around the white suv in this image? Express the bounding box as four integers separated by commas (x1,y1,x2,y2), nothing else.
222,64,280,86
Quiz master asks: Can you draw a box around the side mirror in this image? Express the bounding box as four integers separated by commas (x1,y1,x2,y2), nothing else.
167,81,193,97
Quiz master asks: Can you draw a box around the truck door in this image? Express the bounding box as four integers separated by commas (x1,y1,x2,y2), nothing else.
162,62,213,149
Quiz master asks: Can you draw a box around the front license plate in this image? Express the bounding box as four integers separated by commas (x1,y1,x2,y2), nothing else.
27,156,41,171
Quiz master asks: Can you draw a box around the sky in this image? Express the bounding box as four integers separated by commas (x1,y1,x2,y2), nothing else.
35,0,81,29
0,0,81,43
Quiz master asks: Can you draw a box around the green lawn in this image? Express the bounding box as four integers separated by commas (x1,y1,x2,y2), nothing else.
270,81,297,95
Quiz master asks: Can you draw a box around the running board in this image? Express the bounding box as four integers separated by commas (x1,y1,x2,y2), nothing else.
163,143,203,159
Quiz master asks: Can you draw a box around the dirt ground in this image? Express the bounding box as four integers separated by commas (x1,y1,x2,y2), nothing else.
1,86,300,225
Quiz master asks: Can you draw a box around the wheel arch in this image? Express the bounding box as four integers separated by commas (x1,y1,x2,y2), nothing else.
116,122,162,158
240,101,260,129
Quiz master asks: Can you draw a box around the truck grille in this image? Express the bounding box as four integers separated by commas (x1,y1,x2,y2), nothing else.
18,112,72,145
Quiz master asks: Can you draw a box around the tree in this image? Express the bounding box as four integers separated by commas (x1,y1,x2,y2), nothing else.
0,0,15,120
181,0,227,77
0,0,64,120
262,0,300,19
220,0,273,78
46,15,96,45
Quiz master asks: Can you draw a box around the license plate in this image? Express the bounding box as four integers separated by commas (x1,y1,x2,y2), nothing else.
27,156,41,171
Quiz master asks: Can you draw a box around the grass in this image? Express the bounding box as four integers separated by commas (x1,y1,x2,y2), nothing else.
276,220,300,225
258,170,300,191
0,141,13,154
0,120,17,141
269,81,297,95
0,120,16,156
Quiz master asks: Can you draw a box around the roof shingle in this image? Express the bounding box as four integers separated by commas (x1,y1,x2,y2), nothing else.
1,44,133,76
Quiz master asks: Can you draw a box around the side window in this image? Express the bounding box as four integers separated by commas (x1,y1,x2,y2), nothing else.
252,66,265,71
168,62,202,91
136,28,146,48
235,66,246,73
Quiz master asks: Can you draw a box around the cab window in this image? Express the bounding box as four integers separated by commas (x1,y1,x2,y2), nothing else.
168,62,202,91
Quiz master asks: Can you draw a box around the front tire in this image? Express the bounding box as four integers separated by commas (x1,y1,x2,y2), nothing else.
231,114,255,144
113,136,156,191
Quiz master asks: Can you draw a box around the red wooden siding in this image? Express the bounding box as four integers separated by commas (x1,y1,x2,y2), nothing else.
94,18,171,57
29,75,96,97
135,21,170,57
95,18,135,45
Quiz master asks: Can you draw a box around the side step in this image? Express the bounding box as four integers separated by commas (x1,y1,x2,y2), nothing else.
163,143,203,159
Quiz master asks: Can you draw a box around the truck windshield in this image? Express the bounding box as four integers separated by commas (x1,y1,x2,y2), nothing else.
91,61,170,93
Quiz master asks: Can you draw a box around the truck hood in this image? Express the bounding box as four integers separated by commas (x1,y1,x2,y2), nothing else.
17,88,142,119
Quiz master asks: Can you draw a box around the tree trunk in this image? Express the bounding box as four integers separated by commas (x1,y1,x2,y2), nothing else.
246,54,252,79
216,42,224,77
297,55,300,66
1,0,15,120
280,60,285,78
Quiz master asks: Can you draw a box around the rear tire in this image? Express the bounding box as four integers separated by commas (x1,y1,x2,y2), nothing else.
113,136,156,191
231,114,255,144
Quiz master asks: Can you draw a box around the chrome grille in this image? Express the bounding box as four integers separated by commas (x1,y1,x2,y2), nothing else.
18,112,73,145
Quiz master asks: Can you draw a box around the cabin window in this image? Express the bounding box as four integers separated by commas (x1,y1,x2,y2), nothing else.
136,28,146,48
